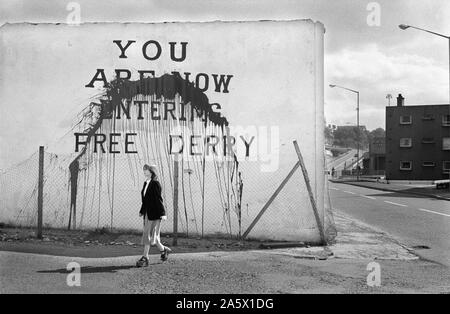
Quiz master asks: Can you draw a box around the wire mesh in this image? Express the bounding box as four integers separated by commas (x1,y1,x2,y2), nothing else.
0,87,335,242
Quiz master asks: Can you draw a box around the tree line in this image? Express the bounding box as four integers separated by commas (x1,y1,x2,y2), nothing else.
325,125,385,150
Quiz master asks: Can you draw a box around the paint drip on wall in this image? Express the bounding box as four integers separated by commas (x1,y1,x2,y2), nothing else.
69,73,243,237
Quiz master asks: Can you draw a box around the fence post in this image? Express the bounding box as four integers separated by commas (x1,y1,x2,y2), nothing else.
293,140,326,245
37,146,44,239
173,154,179,246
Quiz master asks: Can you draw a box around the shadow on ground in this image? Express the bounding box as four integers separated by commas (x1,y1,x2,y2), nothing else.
37,264,146,274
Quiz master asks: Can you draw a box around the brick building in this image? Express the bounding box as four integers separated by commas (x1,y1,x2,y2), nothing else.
385,94,450,180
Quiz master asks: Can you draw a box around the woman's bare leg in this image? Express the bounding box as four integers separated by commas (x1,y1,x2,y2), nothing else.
153,219,165,252
142,218,151,259
143,245,150,258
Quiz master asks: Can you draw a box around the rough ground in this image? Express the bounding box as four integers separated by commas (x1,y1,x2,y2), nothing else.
0,213,449,294
1,250,449,294
0,225,265,258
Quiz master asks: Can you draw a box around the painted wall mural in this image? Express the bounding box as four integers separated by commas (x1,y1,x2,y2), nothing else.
0,20,329,242
70,72,243,236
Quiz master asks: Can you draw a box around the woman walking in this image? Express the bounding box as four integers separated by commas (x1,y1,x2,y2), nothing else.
136,164,172,267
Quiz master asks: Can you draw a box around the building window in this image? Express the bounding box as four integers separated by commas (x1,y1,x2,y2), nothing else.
422,137,435,144
444,161,450,173
443,115,450,126
400,161,412,171
400,115,412,125
443,138,450,150
422,161,435,167
400,138,412,147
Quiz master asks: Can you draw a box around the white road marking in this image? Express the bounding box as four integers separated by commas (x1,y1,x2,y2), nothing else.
333,184,450,219
417,208,450,218
330,187,339,191
360,195,376,200
384,201,408,207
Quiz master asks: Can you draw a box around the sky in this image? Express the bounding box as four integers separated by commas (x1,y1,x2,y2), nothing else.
0,0,449,168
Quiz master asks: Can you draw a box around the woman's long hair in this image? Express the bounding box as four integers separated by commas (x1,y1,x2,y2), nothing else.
143,164,158,181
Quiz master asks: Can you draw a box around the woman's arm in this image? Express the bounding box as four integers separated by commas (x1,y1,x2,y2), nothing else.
153,181,166,216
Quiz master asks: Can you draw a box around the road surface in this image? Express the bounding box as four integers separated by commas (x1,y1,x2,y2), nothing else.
326,149,356,171
329,181,450,267
1,248,449,293
326,149,367,176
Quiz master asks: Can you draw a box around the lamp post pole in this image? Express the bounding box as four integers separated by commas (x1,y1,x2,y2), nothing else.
399,24,450,106
399,24,450,182
357,91,360,181
330,84,360,181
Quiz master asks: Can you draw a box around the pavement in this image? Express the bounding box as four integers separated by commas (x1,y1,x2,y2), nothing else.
329,181,450,267
3,249,449,294
263,211,417,262
1,206,449,293
332,179,450,201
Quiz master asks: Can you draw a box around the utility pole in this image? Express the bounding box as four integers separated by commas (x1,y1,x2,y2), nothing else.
386,94,392,106
330,84,361,180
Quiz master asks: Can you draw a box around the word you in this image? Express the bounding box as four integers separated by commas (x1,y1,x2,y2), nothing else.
84,39,234,94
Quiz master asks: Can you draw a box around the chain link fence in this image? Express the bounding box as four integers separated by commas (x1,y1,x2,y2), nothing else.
1,92,336,243
0,146,336,243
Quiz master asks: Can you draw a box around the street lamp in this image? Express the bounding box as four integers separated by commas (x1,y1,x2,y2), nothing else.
329,84,361,181
398,24,450,104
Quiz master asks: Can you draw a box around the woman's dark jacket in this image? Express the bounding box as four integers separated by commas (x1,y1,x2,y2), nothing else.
139,179,166,220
